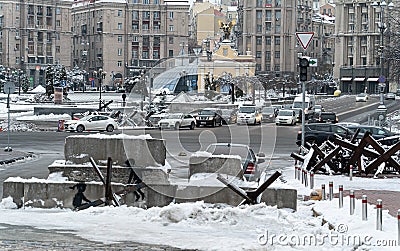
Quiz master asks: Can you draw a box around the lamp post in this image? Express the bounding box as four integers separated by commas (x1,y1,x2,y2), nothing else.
372,1,394,122
97,68,106,111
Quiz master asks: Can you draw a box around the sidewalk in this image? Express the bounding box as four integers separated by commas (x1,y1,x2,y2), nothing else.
0,150,33,165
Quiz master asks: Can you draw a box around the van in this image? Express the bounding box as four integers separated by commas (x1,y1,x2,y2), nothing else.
237,104,262,125
292,94,315,121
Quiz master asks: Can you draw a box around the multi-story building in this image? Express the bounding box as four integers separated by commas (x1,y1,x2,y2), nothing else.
335,0,394,94
0,0,72,87
237,0,313,81
71,0,189,86
0,0,189,88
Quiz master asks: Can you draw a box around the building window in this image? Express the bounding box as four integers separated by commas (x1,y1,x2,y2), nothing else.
56,8,60,15
118,35,122,43
256,64,261,71
257,25,262,33
265,64,271,71
275,51,280,58
256,36,262,45
16,57,20,64
169,37,174,44
154,11,160,20
266,10,272,21
153,50,160,59
274,65,280,71
256,0,263,7
143,11,150,19
132,11,139,20
266,36,271,45
256,10,262,20
133,36,138,42
118,23,122,29
265,51,271,60
118,61,122,67
142,23,149,30
56,46,60,53
154,0,159,4
169,12,174,19
169,25,174,31
275,36,280,45
56,20,61,27
256,51,262,58
132,0,139,3
169,50,173,57
143,0,150,4
265,22,271,31
142,50,149,59
118,10,123,16
118,48,122,56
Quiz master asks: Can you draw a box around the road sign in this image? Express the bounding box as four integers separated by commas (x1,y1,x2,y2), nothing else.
309,58,318,67
378,75,385,83
3,82,15,94
295,32,314,50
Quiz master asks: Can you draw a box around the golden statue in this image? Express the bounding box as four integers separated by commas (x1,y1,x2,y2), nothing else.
219,20,236,40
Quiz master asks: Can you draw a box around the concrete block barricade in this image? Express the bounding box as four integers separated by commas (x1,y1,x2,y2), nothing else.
189,154,244,180
48,162,170,185
3,179,297,211
64,134,166,167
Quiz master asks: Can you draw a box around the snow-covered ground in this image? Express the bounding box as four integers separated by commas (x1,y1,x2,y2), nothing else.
1,164,399,250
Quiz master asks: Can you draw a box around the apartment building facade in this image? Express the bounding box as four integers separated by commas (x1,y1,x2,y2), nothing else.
0,0,72,86
71,0,189,86
237,0,313,81
335,0,395,94
0,0,189,87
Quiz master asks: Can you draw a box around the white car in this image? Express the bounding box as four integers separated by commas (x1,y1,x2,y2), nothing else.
237,104,262,125
158,113,196,130
64,115,118,132
275,109,297,125
355,93,368,102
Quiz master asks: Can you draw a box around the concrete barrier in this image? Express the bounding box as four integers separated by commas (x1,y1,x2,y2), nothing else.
189,155,244,180
3,179,297,210
48,163,170,185
64,135,166,167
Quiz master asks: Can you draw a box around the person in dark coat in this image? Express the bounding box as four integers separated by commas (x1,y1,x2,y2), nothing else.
69,183,92,209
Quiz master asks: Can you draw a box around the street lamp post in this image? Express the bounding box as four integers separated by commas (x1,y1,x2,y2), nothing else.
97,68,106,111
372,1,394,122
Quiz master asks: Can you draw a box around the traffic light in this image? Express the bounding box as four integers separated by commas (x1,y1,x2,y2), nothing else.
299,57,309,81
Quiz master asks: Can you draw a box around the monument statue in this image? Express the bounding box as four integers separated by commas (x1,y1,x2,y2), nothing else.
218,20,236,40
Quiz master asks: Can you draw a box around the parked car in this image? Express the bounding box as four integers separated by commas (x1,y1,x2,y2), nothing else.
296,123,354,146
385,92,396,100
316,112,338,123
64,115,118,132
345,125,399,145
205,143,265,181
237,104,262,125
158,113,196,130
261,106,277,123
195,108,223,127
275,109,297,125
355,93,369,102
220,109,237,124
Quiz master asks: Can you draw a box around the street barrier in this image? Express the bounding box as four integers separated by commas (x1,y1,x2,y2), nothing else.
329,181,333,201
377,199,383,231
362,195,368,221
339,185,343,208
322,184,326,200
310,171,314,189
350,190,355,215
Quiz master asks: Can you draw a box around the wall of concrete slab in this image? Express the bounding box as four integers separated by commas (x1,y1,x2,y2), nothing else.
3,180,296,210
64,136,166,167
